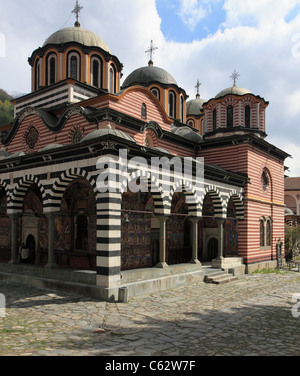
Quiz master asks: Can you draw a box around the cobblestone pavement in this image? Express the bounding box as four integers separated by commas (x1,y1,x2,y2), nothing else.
0,270,300,356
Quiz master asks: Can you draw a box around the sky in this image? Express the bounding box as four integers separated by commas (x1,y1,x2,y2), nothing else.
0,0,300,176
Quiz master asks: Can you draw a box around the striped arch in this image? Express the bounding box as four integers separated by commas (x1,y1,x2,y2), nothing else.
46,167,97,212
201,186,225,218
225,192,244,220
120,169,168,215
7,175,47,214
168,178,201,217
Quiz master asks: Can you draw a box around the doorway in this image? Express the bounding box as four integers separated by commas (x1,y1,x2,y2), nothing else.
207,238,218,261
26,234,36,264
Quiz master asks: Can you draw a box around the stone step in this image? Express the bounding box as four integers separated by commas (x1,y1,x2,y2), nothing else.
204,272,238,284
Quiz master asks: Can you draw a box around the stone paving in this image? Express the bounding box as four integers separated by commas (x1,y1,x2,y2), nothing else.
0,270,300,356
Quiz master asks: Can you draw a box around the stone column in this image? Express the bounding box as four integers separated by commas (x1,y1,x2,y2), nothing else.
216,218,225,260
190,217,201,265
9,213,19,264
156,216,169,268
212,218,225,269
45,212,58,269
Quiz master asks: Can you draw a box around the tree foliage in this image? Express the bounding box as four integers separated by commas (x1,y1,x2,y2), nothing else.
285,224,300,261
0,89,14,127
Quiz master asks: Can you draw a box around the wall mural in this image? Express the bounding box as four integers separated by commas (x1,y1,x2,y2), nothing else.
121,191,154,270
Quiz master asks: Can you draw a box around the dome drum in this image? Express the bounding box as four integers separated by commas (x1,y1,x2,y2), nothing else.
28,26,123,94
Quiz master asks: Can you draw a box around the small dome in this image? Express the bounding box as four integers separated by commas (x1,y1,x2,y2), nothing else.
215,84,251,99
43,27,111,53
187,95,207,116
285,207,294,215
39,144,65,152
122,64,178,88
172,126,203,143
81,129,137,143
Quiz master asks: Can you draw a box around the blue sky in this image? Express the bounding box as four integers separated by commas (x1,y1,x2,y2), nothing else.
1,0,300,176
156,0,227,42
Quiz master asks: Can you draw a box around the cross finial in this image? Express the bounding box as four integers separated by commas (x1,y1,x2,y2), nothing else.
72,0,83,27
230,69,240,86
195,79,201,97
145,40,158,65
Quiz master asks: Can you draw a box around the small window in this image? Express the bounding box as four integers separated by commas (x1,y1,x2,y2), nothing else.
266,219,272,246
187,119,194,127
213,109,217,131
68,52,80,81
261,171,268,191
260,219,265,247
151,88,160,100
110,65,116,93
227,105,233,128
47,54,57,85
245,105,251,128
91,57,102,88
169,91,176,118
35,60,40,91
141,103,147,119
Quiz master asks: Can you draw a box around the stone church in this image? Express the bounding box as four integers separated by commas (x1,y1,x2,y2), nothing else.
0,4,289,301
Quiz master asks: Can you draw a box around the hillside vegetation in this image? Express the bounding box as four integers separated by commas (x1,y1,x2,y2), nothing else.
0,89,14,127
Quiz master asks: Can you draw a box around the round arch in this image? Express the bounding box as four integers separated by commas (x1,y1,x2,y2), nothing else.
7,175,46,214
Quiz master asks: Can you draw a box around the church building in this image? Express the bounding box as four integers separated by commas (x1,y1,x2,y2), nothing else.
0,3,289,301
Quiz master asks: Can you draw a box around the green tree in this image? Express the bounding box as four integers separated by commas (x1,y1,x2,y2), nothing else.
0,89,13,127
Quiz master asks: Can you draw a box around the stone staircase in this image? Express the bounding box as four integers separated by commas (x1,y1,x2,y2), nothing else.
204,270,238,284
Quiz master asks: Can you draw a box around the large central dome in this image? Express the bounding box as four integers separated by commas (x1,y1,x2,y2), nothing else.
122,63,178,88
43,26,111,53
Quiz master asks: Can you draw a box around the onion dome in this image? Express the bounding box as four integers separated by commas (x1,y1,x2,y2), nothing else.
215,84,251,99
122,61,178,88
186,94,207,116
43,26,111,53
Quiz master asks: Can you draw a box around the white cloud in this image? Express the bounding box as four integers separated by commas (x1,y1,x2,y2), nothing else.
175,0,209,31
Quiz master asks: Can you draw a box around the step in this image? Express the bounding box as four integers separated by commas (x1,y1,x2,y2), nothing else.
204,272,238,284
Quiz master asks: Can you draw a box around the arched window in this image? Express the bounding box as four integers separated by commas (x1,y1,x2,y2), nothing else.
47,54,57,86
151,87,160,100
35,59,41,91
110,65,116,93
187,119,194,128
141,103,147,119
266,219,272,247
213,109,217,131
180,96,184,122
227,105,233,128
91,56,102,88
168,91,176,118
68,52,80,81
260,219,265,247
245,105,251,128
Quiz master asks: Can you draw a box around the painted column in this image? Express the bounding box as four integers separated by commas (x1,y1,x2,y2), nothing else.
156,216,169,268
45,212,58,269
9,213,19,264
190,217,201,264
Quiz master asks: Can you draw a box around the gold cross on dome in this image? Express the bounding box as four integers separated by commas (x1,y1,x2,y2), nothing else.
145,40,158,62
230,69,240,86
72,1,83,24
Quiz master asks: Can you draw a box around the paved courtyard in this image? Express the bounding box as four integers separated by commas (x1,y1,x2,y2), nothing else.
0,270,299,356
